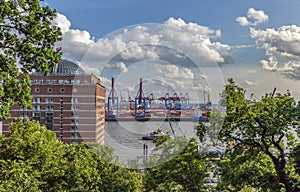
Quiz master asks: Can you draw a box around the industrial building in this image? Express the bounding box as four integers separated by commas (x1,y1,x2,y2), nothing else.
2,60,106,144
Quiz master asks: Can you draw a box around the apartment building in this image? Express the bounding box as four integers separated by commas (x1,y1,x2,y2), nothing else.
2,60,106,144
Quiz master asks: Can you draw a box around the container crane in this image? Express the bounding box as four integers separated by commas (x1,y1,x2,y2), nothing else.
134,78,151,121
106,77,118,120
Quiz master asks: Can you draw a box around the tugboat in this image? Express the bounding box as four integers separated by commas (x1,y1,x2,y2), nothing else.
142,126,171,140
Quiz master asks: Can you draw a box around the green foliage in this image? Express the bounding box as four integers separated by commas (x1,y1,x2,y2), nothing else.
195,108,225,145
195,121,206,143
219,78,300,191
219,148,279,191
0,120,143,191
63,143,143,192
143,137,208,191
0,119,66,191
152,135,172,146
291,144,300,175
207,108,225,145
0,0,62,120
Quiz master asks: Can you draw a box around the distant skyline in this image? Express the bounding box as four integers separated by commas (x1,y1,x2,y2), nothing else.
45,0,300,102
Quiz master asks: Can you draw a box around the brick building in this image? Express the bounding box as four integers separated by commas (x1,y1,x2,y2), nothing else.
2,60,106,144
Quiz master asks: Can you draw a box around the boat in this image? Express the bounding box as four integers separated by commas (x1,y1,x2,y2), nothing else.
142,126,172,140
142,132,165,140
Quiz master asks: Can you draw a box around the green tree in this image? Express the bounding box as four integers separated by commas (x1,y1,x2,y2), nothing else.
195,108,225,147
0,120,143,191
0,0,62,120
0,119,66,191
143,137,208,192
63,143,143,192
219,79,300,191
291,144,300,175
219,147,279,191
207,108,225,145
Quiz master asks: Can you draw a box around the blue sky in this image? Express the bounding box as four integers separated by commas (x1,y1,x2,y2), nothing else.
45,0,300,102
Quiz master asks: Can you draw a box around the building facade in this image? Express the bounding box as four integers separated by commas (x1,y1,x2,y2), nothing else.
2,60,106,144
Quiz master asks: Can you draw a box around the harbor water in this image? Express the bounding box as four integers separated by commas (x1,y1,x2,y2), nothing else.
105,120,199,164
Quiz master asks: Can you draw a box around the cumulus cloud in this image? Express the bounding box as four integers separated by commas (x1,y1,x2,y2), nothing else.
53,14,233,75
53,14,229,102
52,13,71,34
106,61,128,73
236,8,269,26
53,13,95,62
250,25,300,80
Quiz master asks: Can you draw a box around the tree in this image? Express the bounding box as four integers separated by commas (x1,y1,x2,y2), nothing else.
0,119,66,191
0,0,62,120
0,120,143,191
62,143,144,192
219,79,300,191
195,108,225,147
218,146,279,191
291,144,300,175
143,137,208,191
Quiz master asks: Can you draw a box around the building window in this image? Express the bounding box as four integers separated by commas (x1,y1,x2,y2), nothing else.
20,106,28,111
48,88,52,93
71,133,79,139
35,88,39,93
46,98,53,104
71,126,79,132
60,88,65,93
33,97,40,104
34,105,41,111
20,113,28,118
71,112,79,119
32,112,41,122
45,112,53,130
71,119,79,126
46,105,54,111
71,98,79,104
71,105,79,111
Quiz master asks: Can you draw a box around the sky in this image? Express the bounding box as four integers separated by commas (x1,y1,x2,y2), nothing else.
44,0,300,103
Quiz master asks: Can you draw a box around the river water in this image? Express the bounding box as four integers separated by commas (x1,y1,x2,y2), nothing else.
104,120,199,164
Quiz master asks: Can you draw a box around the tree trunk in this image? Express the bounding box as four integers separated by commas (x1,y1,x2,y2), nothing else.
274,159,294,192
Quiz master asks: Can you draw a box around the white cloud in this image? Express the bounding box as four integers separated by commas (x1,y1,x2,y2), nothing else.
236,16,251,26
236,8,269,26
53,14,233,74
52,13,71,34
52,14,231,102
106,61,128,73
247,8,269,24
250,25,300,80
234,44,254,49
